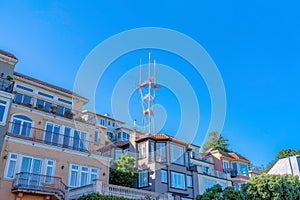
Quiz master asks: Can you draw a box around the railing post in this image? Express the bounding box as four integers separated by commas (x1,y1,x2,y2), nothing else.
93,179,103,195
166,193,172,200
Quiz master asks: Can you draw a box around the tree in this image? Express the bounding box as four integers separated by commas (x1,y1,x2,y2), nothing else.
201,131,230,153
196,184,223,200
109,154,138,187
241,174,300,200
264,149,300,172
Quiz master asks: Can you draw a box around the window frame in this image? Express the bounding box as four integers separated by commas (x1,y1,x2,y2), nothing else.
186,175,193,188
161,169,168,183
138,170,149,188
170,143,185,165
170,171,186,190
138,142,146,159
0,98,9,125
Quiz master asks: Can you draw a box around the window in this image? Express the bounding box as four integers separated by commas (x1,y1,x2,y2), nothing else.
138,170,148,187
38,91,53,99
234,183,240,190
14,92,32,105
115,149,122,160
58,98,72,105
80,167,88,186
223,160,229,172
45,160,55,184
161,170,167,183
202,166,210,174
203,178,217,191
122,132,129,141
5,153,17,178
90,168,98,183
44,122,60,145
4,153,56,182
239,163,249,176
63,127,71,147
73,130,87,151
107,132,114,141
187,175,193,187
0,99,8,123
94,131,99,143
138,142,146,159
36,99,52,112
171,171,185,189
149,142,154,162
107,121,110,126
156,143,166,162
170,144,184,165
112,122,115,127
16,84,33,92
70,165,79,187
100,119,105,126
232,162,238,173
182,198,192,200
56,105,71,116
11,115,33,137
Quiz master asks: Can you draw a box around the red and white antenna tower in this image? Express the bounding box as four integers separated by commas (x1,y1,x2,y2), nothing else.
137,53,161,134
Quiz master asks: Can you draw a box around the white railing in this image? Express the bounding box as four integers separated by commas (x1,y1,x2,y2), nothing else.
67,180,171,200
197,166,231,180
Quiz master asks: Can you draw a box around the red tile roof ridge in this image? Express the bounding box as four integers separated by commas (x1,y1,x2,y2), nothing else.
0,49,18,60
14,72,88,100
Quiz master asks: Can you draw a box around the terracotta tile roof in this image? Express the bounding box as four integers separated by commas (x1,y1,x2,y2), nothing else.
0,49,18,60
210,150,250,162
14,72,87,100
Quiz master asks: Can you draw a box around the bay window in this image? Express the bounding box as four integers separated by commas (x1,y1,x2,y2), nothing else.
239,163,249,176
156,143,166,162
170,144,184,165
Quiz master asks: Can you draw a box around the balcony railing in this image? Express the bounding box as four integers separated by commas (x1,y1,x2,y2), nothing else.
0,77,14,93
68,180,171,200
189,151,214,164
195,164,230,180
12,172,66,200
13,92,84,120
224,168,238,177
7,122,92,153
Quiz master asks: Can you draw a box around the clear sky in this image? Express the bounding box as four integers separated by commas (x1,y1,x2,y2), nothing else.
1,1,299,167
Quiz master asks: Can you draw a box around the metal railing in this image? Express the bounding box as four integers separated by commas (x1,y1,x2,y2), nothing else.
12,172,66,199
189,151,214,164
7,122,92,153
196,165,230,180
13,93,84,120
0,77,14,93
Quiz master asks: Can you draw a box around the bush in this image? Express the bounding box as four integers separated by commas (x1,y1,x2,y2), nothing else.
78,193,133,200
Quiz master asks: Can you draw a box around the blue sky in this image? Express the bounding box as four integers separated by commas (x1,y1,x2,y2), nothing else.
1,1,299,167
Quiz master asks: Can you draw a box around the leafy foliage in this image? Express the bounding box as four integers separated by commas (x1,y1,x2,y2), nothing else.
78,193,133,200
109,154,138,187
197,174,300,200
201,131,230,153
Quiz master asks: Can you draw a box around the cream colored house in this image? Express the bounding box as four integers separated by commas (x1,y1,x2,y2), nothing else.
0,72,111,200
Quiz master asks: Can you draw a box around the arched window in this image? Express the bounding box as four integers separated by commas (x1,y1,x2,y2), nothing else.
11,115,33,137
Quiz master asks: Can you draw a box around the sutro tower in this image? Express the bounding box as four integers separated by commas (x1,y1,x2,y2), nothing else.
137,53,160,134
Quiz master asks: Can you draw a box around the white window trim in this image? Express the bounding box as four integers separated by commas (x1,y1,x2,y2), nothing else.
0,98,9,125
10,114,34,137
68,163,100,187
4,152,56,180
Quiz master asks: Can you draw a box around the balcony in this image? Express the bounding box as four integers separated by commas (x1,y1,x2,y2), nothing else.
189,151,214,164
224,168,238,178
7,122,92,153
68,180,171,200
197,165,230,180
0,77,14,93
12,172,66,200
13,93,83,120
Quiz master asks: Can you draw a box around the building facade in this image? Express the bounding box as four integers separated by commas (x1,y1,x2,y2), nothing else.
0,71,111,200
209,150,250,190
